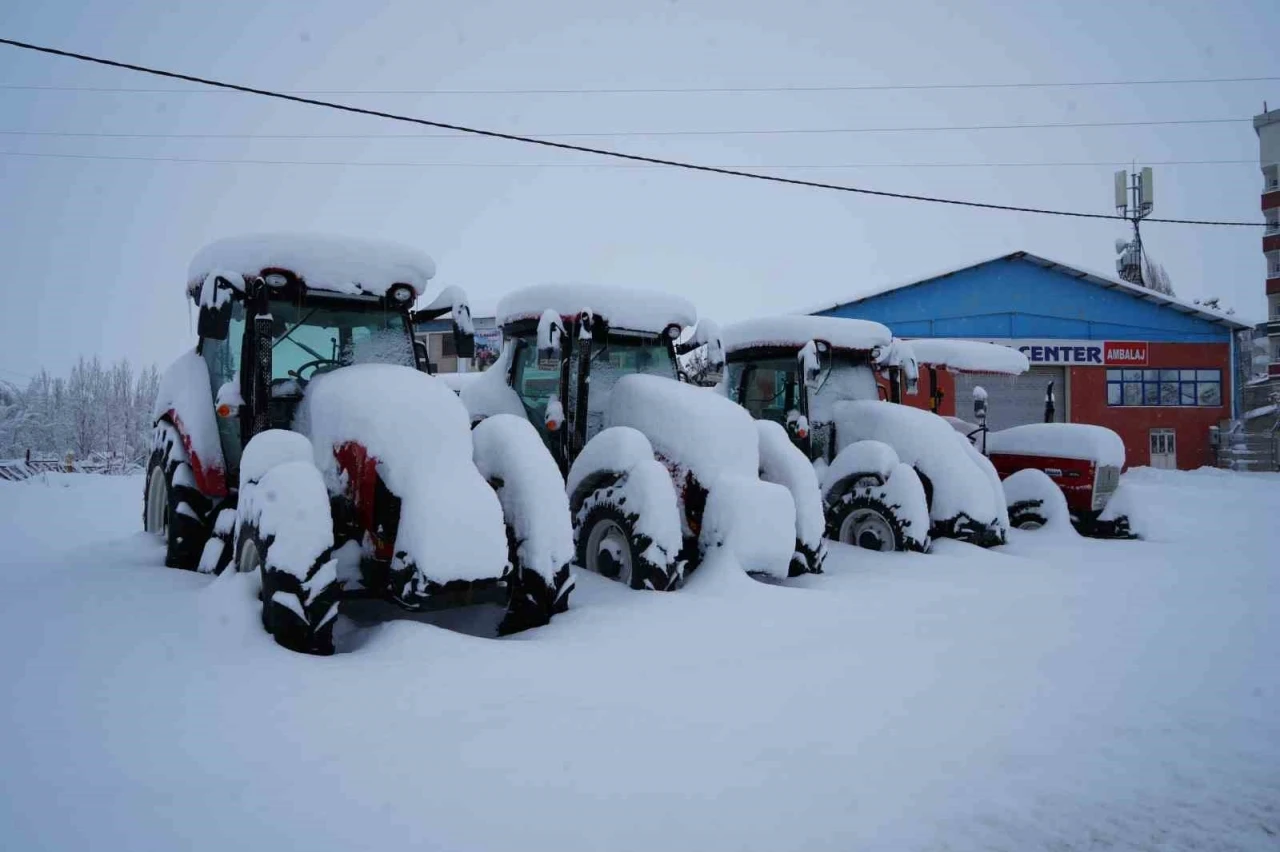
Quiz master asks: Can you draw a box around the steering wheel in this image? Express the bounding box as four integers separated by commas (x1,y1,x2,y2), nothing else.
288,358,342,383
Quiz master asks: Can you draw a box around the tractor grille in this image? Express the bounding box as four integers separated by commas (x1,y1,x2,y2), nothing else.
1093,465,1121,511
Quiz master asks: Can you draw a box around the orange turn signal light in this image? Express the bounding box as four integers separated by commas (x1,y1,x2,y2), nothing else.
216,403,234,418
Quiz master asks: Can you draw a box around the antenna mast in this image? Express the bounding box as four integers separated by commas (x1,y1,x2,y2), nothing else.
1114,167,1154,286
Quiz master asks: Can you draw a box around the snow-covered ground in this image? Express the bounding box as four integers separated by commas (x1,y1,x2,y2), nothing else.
1,468,1277,851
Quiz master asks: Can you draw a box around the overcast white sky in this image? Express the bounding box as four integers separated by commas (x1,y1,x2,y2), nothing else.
1,0,1277,378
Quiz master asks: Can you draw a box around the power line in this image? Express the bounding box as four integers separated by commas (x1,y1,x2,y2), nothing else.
0,37,1264,228
0,150,1257,170
2,74,1277,95
0,117,1252,140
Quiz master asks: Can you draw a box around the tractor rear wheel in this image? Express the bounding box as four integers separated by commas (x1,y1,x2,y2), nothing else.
143,447,208,570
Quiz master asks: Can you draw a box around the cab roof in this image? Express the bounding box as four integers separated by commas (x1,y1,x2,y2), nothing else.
722,315,893,355
187,232,436,301
496,283,697,335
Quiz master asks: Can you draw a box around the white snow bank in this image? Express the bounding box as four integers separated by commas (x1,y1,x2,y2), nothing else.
437,371,481,394
188,232,436,299
907,339,1030,376
607,374,759,486
1002,468,1074,535
722,315,892,354
699,475,795,579
988,423,1126,468
471,415,574,581
822,439,900,495
755,420,825,552
496,283,696,334
239,429,313,486
457,344,527,422
567,426,682,566
831,400,1003,527
297,364,507,583
237,460,335,581
153,349,225,484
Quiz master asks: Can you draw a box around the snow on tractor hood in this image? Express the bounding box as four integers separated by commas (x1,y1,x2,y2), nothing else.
497,283,697,335
721,315,893,355
294,363,508,583
830,400,1006,529
606,374,759,485
906,339,1030,376
987,423,1125,468
187,232,437,300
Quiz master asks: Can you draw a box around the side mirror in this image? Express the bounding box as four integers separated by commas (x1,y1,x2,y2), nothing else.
413,340,431,373
801,339,832,392
196,275,239,340
451,303,476,359
544,396,565,433
538,309,565,369
972,386,988,424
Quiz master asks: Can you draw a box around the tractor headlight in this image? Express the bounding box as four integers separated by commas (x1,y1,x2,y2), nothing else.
388,284,415,304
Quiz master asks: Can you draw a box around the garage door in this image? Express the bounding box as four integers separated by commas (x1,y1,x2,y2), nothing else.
954,367,1065,432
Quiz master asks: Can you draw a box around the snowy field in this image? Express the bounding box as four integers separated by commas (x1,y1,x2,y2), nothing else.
0,469,1277,851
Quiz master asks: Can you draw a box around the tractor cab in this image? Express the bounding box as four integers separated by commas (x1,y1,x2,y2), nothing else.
721,316,895,463
487,284,715,473
189,234,473,482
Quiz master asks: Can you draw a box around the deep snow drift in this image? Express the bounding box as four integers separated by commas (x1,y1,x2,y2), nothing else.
1,468,1278,852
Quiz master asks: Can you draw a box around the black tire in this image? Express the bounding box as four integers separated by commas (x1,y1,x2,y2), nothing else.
143,444,209,571
1008,500,1048,531
825,491,919,553
789,539,825,576
575,500,679,591
498,560,574,636
238,525,341,656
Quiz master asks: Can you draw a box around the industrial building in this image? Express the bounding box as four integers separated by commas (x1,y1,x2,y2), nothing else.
810,251,1250,470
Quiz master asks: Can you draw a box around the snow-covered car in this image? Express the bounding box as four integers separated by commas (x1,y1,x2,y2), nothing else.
453,284,826,586
144,234,574,654
914,338,1133,538
721,316,1011,550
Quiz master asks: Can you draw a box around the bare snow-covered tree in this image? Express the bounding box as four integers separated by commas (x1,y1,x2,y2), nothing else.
1141,255,1176,296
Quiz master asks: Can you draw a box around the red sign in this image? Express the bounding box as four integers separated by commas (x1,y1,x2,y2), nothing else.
1104,341,1148,366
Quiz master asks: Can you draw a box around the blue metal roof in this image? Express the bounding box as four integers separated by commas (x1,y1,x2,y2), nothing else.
811,252,1246,342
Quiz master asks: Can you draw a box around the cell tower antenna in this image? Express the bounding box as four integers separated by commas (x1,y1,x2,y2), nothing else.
1113,166,1154,286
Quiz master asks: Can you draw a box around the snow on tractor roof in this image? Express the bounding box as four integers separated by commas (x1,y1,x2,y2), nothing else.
496,283,697,334
721,315,893,355
187,233,437,300
986,423,1126,468
906,339,1029,376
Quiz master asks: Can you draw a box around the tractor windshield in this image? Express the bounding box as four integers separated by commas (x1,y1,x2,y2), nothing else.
267,299,414,384
581,336,676,437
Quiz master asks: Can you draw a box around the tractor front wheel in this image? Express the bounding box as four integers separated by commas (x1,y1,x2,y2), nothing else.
576,502,677,591
238,527,341,656
827,493,912,553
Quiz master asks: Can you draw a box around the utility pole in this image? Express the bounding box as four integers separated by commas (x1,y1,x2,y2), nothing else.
1114,167,1154,286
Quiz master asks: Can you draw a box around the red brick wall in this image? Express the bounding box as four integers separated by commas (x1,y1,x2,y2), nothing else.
1068,342,1230,470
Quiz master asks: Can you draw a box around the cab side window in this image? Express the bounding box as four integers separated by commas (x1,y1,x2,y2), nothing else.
740,366,796,426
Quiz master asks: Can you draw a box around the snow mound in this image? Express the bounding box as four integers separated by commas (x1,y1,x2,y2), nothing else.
988,423,1126,468
496,283,696,334
436,371,481,394
237,460,335,580
239,429,313,486
822,440,900,495
297,364,507,583
1002,468,1074,535
722,315,892,354
907,339,1030,375
607,374,759,486
831,400,1004,530
188,232,436,299
153,349,225,490
457,344,527,423
471,415,573,581
699,475,795,580
755,420,825,554
566,426,682,566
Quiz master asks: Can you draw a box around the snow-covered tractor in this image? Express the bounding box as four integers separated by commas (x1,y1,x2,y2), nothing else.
454,284,826,587
720,317,1011,552
909,338,1134,538
144,234,574,655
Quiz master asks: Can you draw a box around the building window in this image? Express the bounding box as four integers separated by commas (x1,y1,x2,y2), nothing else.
1106,368,1221,407
440,332,456,358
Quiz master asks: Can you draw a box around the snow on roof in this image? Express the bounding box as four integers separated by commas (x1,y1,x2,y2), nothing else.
803,251,1250,330
906,339,1030,375
986,423,1126,468
187,233,437,299
721,315,893,354
496,283,697,334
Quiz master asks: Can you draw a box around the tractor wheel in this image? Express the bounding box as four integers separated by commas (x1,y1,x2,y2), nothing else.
789,539,826,576
575,501,678,591
498,558,574,637
237,525,341,656
143,446,209,571
1008,501,1048,531
826,492,913,553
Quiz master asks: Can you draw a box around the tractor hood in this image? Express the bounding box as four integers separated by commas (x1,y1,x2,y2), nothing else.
295,363,508,583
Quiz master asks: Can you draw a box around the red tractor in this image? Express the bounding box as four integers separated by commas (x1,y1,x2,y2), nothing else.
144,234,574,654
